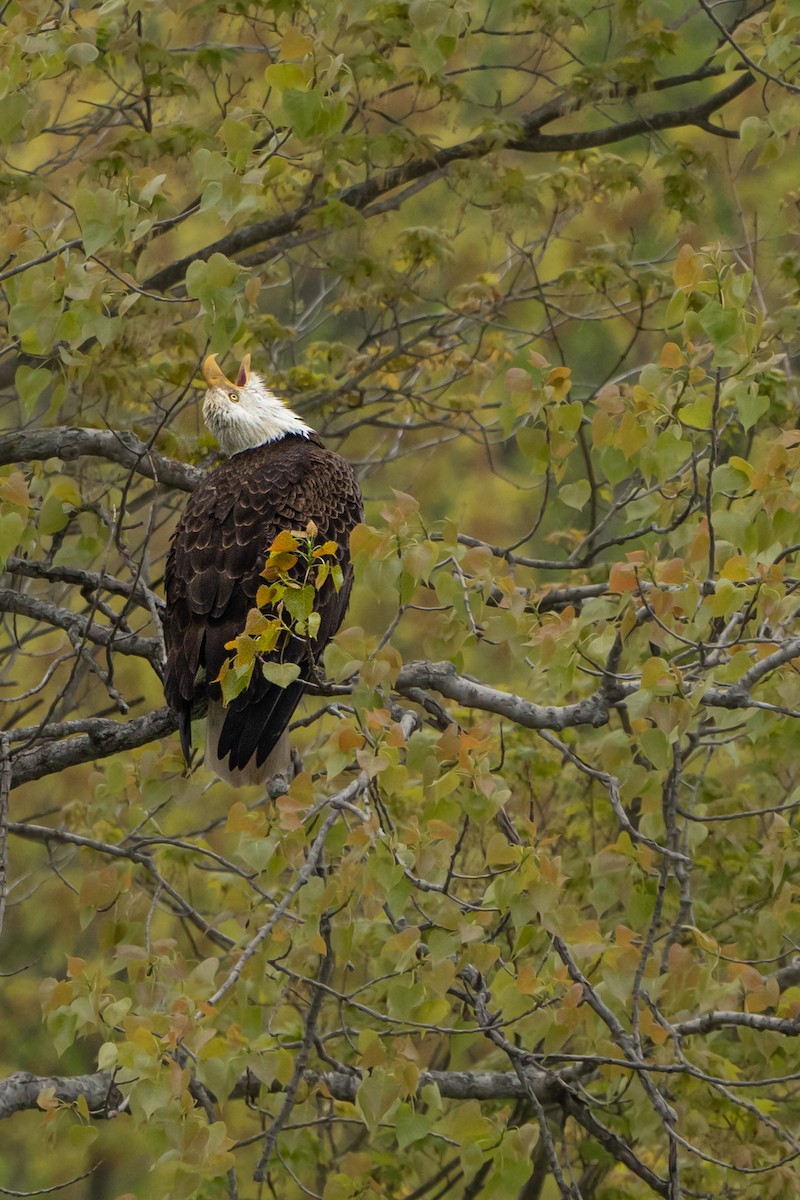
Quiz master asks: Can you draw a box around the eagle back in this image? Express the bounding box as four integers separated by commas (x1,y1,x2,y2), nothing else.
163,434,363,729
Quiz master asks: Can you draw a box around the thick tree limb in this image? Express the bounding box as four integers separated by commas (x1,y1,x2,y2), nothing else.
5,558,164,613
0,1071,123,1120
0,427,201,492
0,1066,567,1123
395,660,627,730
8,707,178,788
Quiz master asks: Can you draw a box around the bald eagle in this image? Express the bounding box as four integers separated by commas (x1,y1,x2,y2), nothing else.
163,354,363,786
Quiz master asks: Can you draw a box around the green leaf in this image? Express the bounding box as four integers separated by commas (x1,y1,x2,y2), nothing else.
261,662,301,688
97,1042,118,1070
65,42,99,67
395,1103,431,1149
734,383,770,431
0,94,27,144
355,1071,403,1133
265,63,308,92
560,480,591,510
283,88,347,140
639,728,671,770
15,365,50,416
219,659,253,704
283,584,314,624
38,495,71,536
740,115,770,150
0,511,24,567
697,301,739,348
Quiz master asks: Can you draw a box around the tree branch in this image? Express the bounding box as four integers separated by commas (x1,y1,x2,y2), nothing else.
142,73,755,296
8,707,178,788
395,660,628,730
0,1071,123,1121
5,558,164,613
0,428,202,492
702,636,800,709
0,589,161,665
0,1065,570,1125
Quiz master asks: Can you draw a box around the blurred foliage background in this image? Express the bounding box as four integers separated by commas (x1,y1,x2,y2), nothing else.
2,0,800,1197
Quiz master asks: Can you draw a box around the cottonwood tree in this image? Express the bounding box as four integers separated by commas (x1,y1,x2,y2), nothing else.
2,0,800,1197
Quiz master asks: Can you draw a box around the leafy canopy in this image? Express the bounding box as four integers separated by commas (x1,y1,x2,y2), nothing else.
2,1,800,1198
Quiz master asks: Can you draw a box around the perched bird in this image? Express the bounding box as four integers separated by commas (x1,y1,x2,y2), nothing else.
163,353,363,786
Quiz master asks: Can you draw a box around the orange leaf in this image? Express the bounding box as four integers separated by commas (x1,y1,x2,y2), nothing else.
608,562,639,593
656,558,684,585
659,341,684,369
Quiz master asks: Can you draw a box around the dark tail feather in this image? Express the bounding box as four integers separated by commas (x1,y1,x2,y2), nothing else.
178,705,193,766
218,682,305,772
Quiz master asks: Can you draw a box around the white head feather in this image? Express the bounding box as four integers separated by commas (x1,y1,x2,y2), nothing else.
201,353,312,457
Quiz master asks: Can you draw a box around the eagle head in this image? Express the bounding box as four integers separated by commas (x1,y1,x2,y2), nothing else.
201,353,311,456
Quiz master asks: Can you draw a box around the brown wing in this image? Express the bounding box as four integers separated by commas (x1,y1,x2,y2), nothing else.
163,433,363,773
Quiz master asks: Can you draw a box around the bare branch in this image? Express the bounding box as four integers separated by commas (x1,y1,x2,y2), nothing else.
702,636,800,709
0,589,161,665
5,558,164,614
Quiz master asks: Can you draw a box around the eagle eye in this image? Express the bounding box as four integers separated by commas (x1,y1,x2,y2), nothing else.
228,390,238,402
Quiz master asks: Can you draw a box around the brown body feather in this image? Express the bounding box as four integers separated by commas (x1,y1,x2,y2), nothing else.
163,433,363,779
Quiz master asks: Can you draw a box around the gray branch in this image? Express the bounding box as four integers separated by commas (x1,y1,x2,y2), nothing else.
673,1011,800,1038
0,589,161,665
9,707,178,788
0,1071,123,1121
702,637,800,710
0,427,201,492
5,557,164,613
0,1066,565,1125
395,660,626,730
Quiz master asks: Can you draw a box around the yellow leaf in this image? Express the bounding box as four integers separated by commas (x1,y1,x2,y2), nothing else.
720,555,750,582
256,584,278,607
547,366,571,383
729,455,754,481
36,1087,57,1113
349,523,383,556
130,1025,160,1056
685,924,719,954
244,608,275,635
674,243,701,290
640,656,673,690
280,26,313,58
639,1007,669,1045
269,530,299,554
